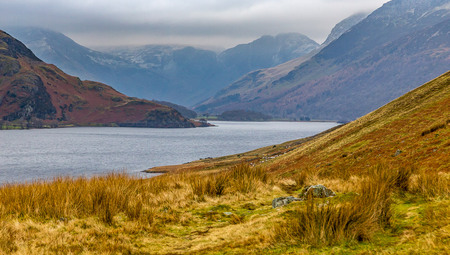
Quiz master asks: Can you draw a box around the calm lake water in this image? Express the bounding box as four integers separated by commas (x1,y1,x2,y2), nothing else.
0,121,337,184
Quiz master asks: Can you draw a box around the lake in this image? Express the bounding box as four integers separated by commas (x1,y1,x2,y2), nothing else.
0,121,338,184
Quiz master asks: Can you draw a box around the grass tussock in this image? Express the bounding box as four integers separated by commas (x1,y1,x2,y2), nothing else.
0,163,447,254
0,164,269,226
190,164,268,199
0,221,18,253
421,119,449,136
410,170,450,199
0,172,177,226
275,165,416,247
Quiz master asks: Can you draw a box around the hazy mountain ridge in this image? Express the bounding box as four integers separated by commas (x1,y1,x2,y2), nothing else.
217,33,319,80
104,33,319,105
0,30,198,129
195,12,369,113
7,27,133,80
7,28,319,106
322,13,368,46
4,27,169,100
197,0,450,121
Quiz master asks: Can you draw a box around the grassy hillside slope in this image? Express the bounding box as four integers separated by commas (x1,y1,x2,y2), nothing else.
269,70,450,175
0,72,448,254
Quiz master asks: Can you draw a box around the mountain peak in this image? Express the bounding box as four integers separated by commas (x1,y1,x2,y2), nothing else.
323,13,368,46
196,0,450,121
0,30,40,61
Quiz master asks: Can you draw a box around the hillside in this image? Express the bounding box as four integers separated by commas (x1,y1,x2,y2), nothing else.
0,69,447,254
152,71,450,176
197,0,450,121
153,100,198,119
0,30,197,129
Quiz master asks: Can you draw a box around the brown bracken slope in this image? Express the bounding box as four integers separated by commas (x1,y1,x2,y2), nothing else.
151,70,450,176
0,30,197,128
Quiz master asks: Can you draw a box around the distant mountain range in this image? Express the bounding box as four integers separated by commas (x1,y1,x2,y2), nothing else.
195,12,368,114
6,28,319,106
0,30,200,129
197,0,450,121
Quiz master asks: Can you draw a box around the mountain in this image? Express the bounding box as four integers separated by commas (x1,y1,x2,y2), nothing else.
322,13,368,46
196,0,450,121
194,12,369,114
5,27,166,99
104,33,319,106
6,27,131,82
217,33,319,80
0,30,197,129
105,45,224,105
7,28,319,106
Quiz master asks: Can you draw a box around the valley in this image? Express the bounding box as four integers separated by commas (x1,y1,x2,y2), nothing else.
0,0,449,254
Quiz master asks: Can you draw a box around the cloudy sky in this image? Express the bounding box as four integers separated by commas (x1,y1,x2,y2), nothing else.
1,0,389,49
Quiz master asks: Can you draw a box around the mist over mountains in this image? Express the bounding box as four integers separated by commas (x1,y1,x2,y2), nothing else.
5,0,449,122
6,28,319,107
0,30,197,128
198,0,450,121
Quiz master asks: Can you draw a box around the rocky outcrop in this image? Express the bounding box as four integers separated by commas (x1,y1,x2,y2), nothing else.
299,185,336,199
272,185,336,208
272,196,302,208
2,72,56,121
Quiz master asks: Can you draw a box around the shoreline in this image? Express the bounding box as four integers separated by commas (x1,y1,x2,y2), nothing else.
144,124,343,174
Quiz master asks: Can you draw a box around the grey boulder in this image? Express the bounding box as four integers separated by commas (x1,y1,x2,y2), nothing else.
272,196,302,208
300,184,336,199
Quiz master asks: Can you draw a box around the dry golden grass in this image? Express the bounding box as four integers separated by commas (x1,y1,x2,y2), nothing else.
410,170,450,199
0,165,279,254
190,164,269,199
0,162,448,254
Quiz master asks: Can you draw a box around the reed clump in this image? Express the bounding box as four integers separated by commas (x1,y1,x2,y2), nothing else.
0,164,269,226
410,170,450,199
190,164,269,198
0,172,182,225
275,165,412,246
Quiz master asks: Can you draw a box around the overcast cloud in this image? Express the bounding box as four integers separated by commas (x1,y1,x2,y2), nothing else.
0,0,389,49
